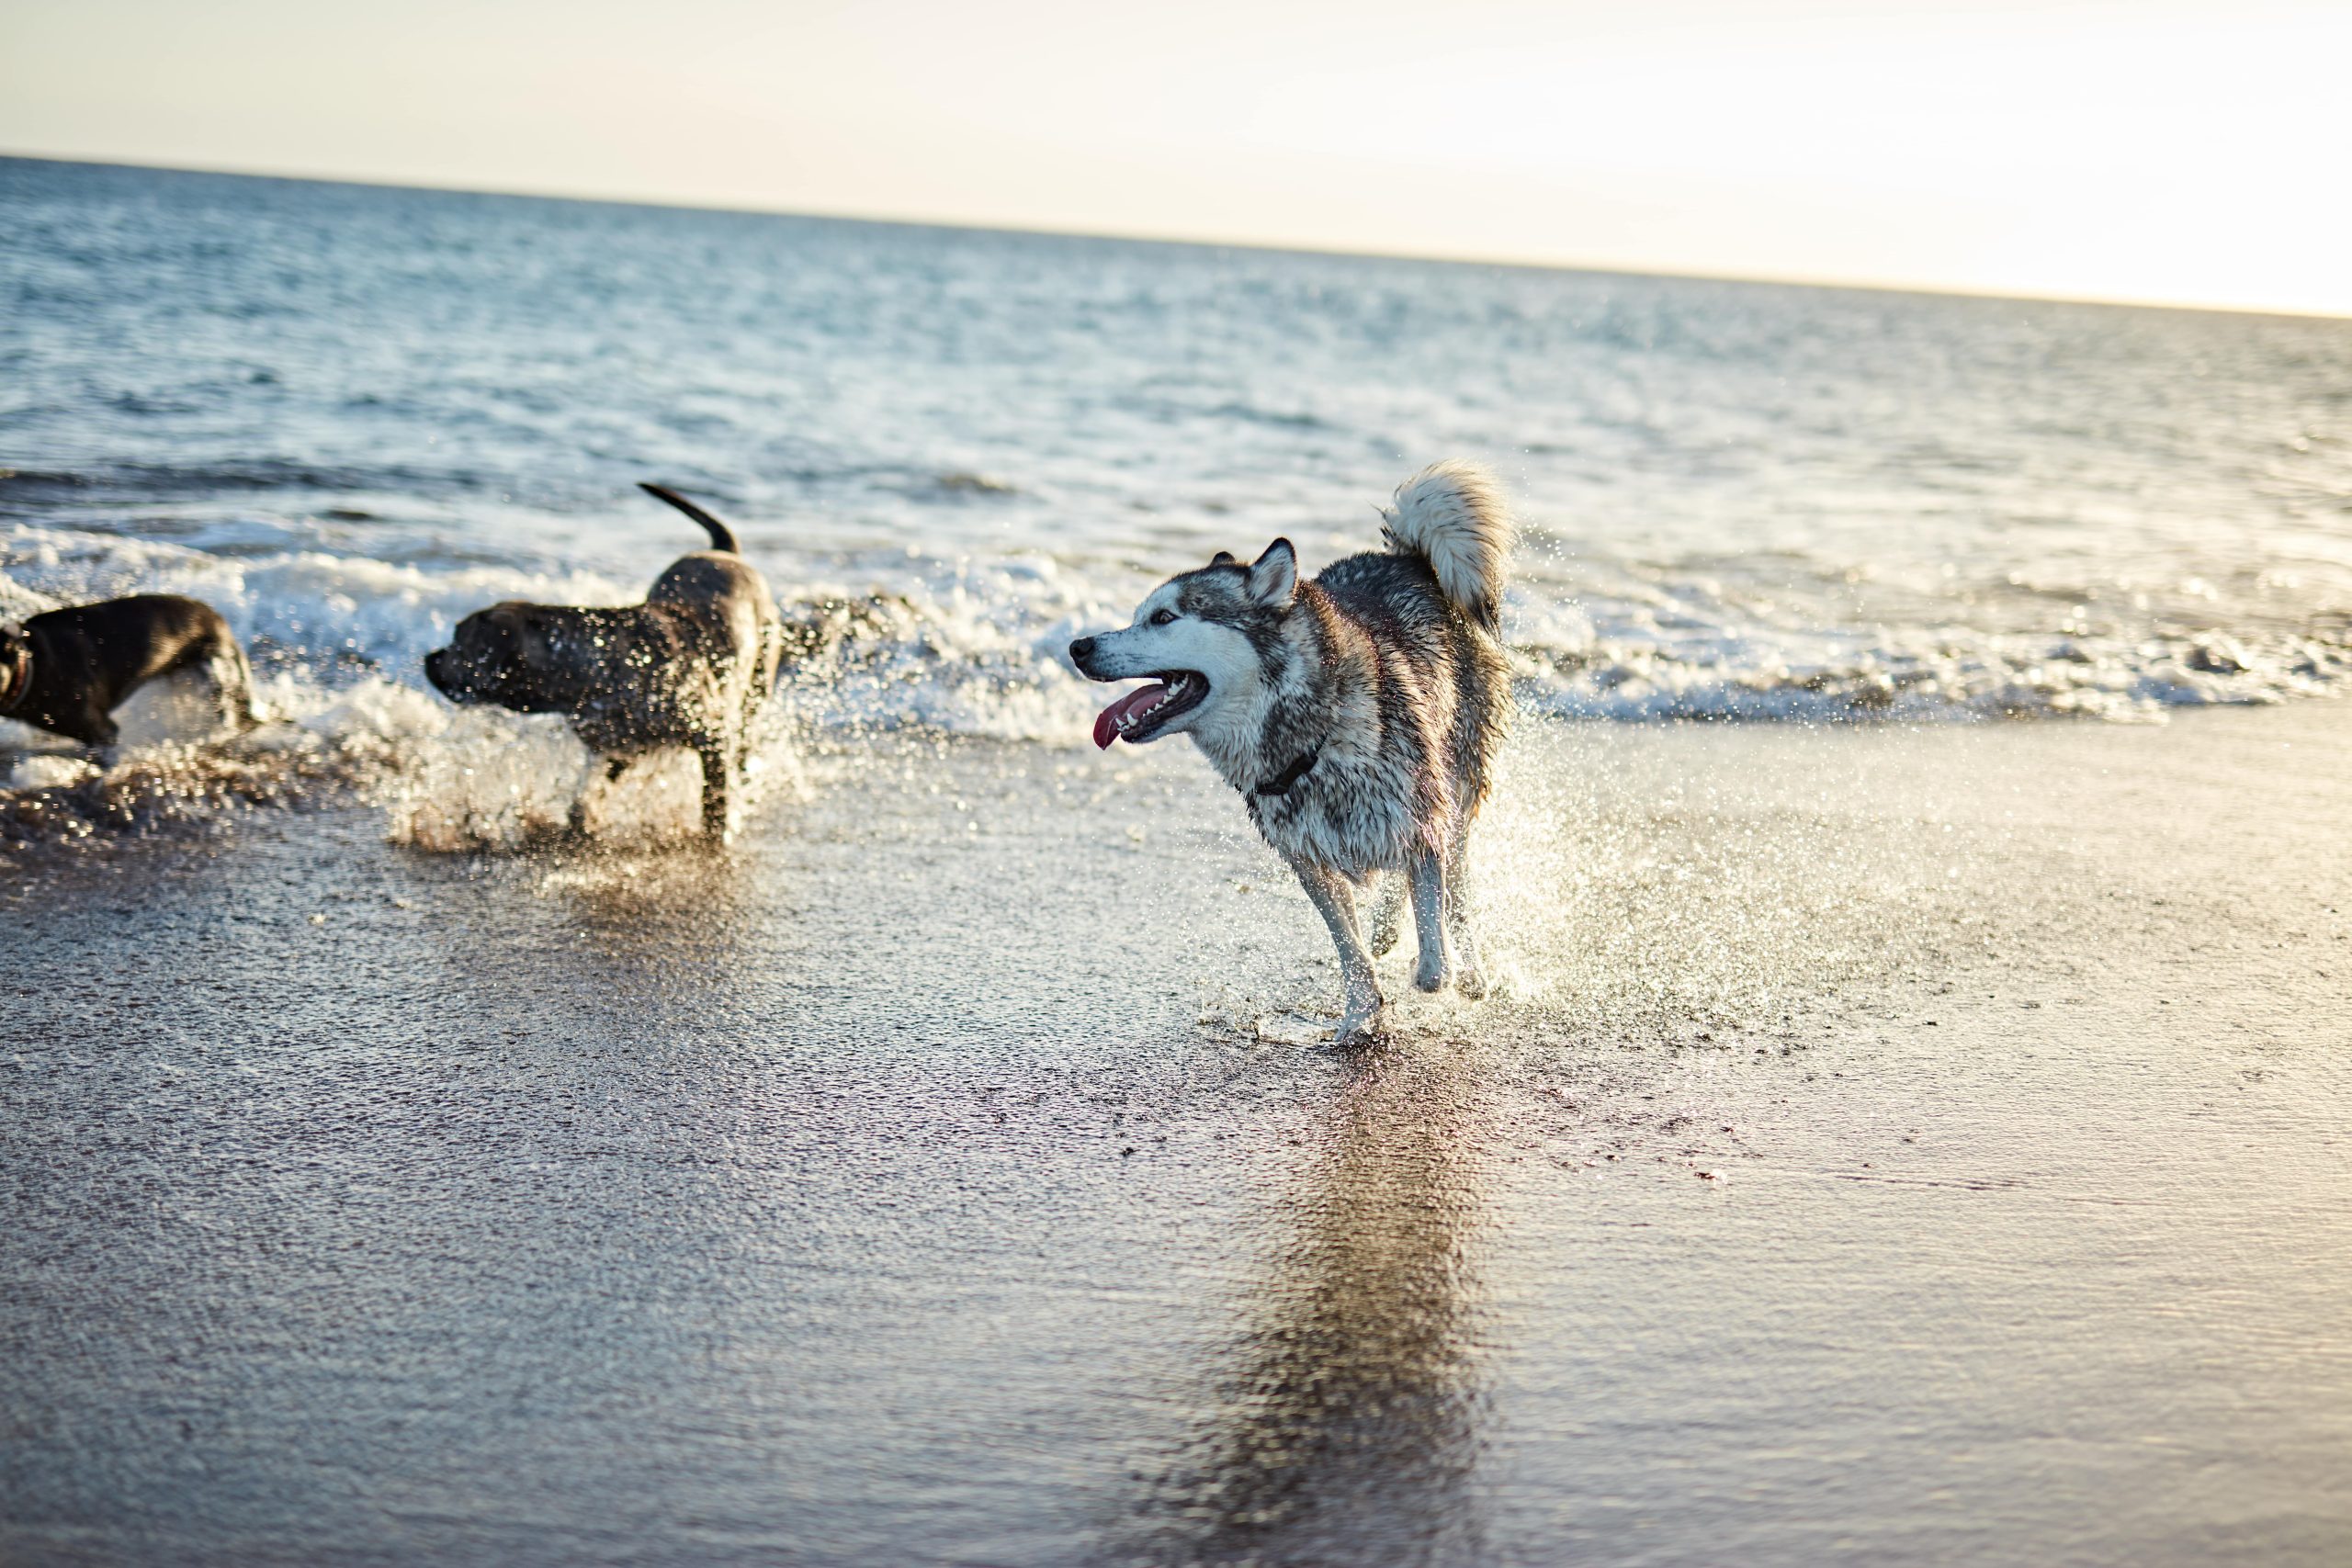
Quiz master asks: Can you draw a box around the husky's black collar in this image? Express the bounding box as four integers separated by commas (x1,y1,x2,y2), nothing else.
0,637,29,715
1252,744,1320,798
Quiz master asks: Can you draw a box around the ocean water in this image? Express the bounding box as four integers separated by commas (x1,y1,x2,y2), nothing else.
4,155,2351,834
10,159,2352,1567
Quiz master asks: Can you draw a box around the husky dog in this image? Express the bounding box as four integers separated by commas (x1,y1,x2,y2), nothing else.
1069,461,1514,1043
424,484,785,840
0,594,258,752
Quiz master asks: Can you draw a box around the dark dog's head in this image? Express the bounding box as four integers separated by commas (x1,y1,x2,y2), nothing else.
0,621,27,712
1066,539,1296,750
424,604,592,715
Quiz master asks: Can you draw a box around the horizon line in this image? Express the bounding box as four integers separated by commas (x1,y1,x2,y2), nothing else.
7,148,2348,327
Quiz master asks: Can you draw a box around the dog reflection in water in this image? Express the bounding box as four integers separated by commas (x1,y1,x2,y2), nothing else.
1125,1045,1493,1564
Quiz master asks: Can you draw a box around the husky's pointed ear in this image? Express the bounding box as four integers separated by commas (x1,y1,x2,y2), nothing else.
1247,538,1297,607
1209,550,1237,567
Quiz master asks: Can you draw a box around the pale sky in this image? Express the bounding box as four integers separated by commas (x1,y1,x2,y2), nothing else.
5,0,2348,316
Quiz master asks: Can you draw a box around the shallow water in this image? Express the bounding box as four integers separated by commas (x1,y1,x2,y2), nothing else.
4,708,2347,1565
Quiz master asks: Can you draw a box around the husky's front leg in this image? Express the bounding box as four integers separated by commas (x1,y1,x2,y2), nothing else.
1292,861,1385,1043
1368,870,1408,957
1408,850,1452,992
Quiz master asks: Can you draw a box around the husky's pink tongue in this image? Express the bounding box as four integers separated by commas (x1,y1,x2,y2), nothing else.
1093,682,1170,749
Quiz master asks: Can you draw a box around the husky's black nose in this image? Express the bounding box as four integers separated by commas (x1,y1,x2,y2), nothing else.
1068,636,1096,668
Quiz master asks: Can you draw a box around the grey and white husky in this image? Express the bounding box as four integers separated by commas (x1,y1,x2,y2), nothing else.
1069,461,1514,1043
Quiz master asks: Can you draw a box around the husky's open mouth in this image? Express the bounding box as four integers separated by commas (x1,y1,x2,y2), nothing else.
1092,671,1207,748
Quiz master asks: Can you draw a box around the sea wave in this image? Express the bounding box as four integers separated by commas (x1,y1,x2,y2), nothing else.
1514,626,2351,723
8,519,2349,852
0,457,496,504
11,520,2351,744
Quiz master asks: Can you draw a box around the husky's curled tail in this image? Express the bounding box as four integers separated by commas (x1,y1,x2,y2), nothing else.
1379,459,1516,632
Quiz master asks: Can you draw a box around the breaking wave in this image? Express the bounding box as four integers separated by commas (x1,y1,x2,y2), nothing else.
1508,588,2352,723
7,509,2349,853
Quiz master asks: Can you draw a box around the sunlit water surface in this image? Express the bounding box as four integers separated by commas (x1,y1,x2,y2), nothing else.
3,159,2349,1567
6,159,2352,848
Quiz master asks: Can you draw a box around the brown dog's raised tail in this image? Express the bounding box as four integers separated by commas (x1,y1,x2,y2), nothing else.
639,483,741,555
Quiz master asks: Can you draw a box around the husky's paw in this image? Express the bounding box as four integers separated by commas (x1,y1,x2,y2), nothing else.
1453,961,1489,1001
1414,950,1451,993
1335,986,1388,1046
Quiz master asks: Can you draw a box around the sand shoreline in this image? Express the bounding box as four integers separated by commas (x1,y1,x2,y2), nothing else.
3,705,2347,1565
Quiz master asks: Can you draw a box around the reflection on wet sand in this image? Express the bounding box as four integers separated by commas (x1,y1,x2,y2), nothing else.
1121,1042,1496,1567
541,844,763,976
412,839,773,1026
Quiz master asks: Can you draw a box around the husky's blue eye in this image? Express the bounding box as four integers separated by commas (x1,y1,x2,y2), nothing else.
1150,608,1178,626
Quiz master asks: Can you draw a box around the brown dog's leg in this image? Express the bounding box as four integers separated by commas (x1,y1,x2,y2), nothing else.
216,635,261,732
47,703,120,750
570,756,633,838
695,741,732,840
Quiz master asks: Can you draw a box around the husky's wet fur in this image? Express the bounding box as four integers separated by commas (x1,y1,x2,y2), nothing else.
1069,461,1514,1043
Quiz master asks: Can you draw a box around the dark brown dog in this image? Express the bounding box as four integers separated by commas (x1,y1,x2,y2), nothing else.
424,485,785,840
0,594,258,750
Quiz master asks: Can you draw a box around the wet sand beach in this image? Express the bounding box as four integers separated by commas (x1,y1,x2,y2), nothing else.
4,704,2347,1566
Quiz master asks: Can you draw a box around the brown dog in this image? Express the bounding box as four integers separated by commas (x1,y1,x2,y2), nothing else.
0,594,258,751
424,485,785,840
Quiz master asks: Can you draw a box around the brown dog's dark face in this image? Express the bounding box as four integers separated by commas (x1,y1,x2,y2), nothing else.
424,604,584,714
0,623,27,709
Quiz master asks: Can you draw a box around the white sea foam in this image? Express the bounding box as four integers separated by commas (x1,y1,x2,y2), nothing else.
5,513,2348,851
